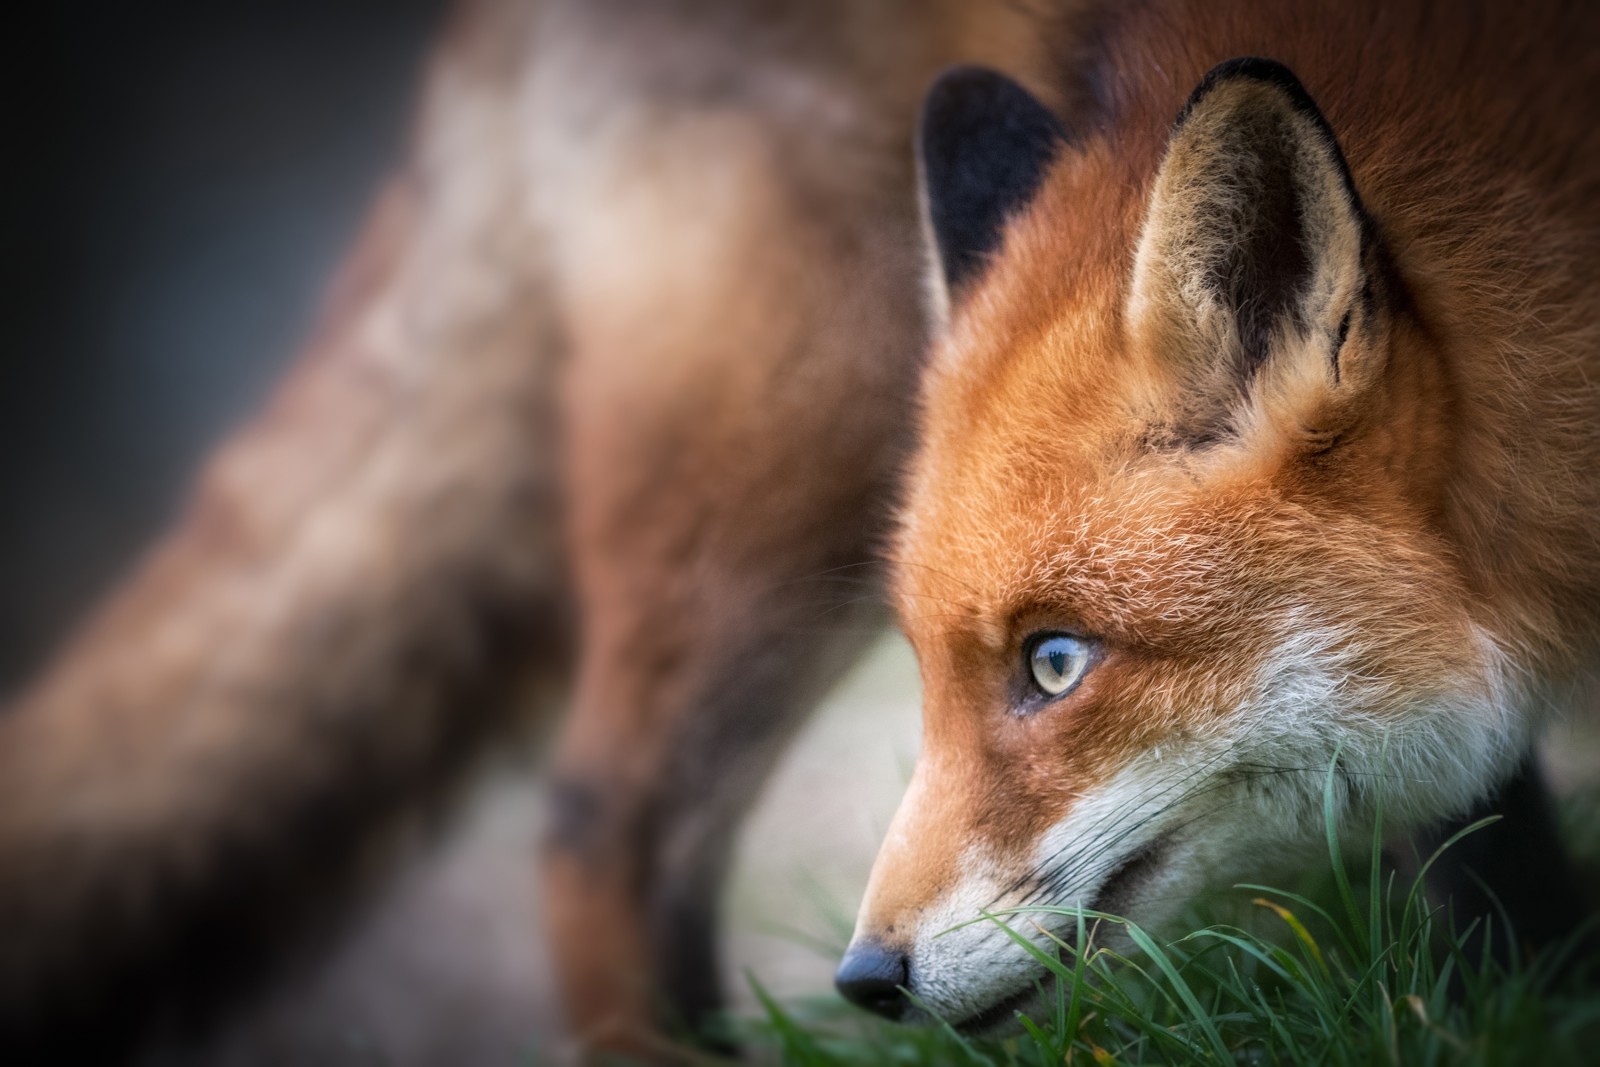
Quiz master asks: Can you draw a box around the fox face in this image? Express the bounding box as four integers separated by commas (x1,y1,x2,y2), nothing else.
837,61,1527,1030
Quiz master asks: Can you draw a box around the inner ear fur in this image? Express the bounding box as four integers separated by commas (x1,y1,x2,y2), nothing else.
1128,58,1380,444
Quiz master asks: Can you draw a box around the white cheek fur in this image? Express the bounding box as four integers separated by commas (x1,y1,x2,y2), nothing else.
888,611,1531,1028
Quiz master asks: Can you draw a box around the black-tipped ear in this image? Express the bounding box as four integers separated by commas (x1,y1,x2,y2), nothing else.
1129,57,1379,438
918,67,1067,308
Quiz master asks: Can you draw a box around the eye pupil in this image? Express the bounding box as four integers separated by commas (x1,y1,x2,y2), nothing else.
1048,650,1068,676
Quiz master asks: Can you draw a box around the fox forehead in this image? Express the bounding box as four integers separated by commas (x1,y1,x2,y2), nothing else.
896,464,1261,644
894,151,1208,633
894,351,1449,683
894,259,1306,658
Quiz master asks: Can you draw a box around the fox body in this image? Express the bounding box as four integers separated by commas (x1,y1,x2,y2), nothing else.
1,0,1596,1057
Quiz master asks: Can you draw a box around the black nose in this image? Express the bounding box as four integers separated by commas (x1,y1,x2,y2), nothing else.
834,939,911,1020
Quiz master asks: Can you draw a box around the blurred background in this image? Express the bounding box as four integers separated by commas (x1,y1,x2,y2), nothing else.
2,0,437,687
4,2,924,1061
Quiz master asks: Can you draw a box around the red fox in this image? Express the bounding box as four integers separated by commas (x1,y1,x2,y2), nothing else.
838,0,1600,1031
0,0,1594,1058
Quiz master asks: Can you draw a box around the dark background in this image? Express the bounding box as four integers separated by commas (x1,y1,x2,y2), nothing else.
2,1,444,689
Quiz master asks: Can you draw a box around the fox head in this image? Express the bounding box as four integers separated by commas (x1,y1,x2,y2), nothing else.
836,61,1526,1030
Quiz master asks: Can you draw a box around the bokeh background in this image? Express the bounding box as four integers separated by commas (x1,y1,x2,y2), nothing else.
4,3,923,1061
3,1,437,687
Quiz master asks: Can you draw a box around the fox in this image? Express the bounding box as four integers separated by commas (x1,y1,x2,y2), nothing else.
0,0,1595,1060
838,0,1600,1031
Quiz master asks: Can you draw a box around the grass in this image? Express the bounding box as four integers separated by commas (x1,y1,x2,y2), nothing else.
723,768,1600,1067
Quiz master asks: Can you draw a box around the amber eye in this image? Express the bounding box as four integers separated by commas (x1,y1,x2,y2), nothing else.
1026,633,1092,698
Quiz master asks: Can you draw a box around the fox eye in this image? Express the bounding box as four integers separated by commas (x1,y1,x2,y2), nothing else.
1025,633,1092,699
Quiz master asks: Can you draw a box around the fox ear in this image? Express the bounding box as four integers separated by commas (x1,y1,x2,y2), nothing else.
918,67,1068,324
1129,59,1378,442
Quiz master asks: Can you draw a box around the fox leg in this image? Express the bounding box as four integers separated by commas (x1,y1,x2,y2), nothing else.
542,571,892,1052
542,304,924,1050
533,87,928,1051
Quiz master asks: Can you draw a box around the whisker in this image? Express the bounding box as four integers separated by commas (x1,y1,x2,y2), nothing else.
878,555,987,601
999,743,1244,902
1028,763,1312,898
